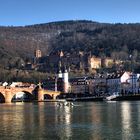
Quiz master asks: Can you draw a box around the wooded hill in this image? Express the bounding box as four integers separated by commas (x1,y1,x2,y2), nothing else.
0,20,140,81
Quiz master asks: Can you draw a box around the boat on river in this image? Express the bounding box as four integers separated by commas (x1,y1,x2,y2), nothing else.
57,101,74,107
105,92,119,101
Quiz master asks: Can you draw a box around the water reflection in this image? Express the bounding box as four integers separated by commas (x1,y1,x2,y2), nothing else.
90,103,102,140
0,102,140,139
121,102,132,139
0,103,30,139
55,104,73,139
120,102,140,139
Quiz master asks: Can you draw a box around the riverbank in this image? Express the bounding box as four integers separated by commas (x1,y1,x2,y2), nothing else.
11,94,140,103
109,94,140,101
66,96,104,102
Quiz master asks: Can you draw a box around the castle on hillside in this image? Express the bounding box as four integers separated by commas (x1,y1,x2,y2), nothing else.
26,49,122,73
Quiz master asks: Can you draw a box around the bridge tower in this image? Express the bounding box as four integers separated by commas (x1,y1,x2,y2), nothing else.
63,68,69,93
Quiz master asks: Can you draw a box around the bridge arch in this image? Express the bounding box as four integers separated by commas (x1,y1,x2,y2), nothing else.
55,95,62,99
11,91,34,102
0,92,5,103
44,94,53,100
38,89,61,101
0,86,61,103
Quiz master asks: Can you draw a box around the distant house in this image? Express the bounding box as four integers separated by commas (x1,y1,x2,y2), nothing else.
89,56,101,69
69,77,91,94
106,74,121,94
106,71,140,94
123,73,140,93
94,75,107,95
43,78,64,92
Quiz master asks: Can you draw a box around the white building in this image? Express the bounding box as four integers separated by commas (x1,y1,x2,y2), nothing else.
107,72,140,94
106,72,131,94
63,69,69,93
125,73,140,93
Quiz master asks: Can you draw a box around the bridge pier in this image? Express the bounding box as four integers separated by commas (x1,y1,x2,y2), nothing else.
5,90,12,103
38,88,44,101
52,94,57,100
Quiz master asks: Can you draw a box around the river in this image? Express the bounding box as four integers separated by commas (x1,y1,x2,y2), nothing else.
0,101,140,140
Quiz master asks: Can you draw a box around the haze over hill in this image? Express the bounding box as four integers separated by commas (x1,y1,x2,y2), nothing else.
0,20,140,82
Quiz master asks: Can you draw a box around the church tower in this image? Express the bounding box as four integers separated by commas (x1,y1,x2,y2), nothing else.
35,49,42,58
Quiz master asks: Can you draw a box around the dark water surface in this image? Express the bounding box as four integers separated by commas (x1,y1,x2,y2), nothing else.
0,101,140,140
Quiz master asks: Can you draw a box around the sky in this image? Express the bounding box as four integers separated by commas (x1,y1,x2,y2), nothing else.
0,0,140,26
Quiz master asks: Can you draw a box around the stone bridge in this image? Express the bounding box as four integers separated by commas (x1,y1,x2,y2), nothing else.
0,86,61,103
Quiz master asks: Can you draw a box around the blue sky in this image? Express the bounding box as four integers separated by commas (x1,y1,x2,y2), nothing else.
0,0,140,26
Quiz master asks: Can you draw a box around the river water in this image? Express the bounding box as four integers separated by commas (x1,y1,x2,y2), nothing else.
0,101,140,140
